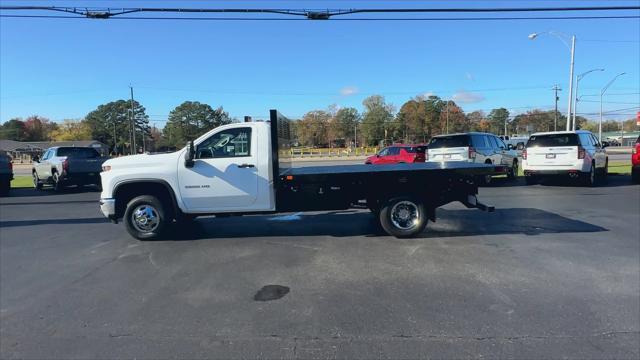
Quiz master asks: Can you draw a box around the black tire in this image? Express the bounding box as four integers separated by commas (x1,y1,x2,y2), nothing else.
507,160,518,180
124,195,167,240
378,197,428,238
601,160,609,184
583,162,597,187
632,167,640,184
525,176,538,185
52,172,63,192
0,180,9,197
32,171,43,190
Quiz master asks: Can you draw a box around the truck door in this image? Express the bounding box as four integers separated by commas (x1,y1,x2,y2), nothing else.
37,149,52,179
177,126,260,211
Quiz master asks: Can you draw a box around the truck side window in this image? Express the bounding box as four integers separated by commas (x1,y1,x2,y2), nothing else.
378,148,390,156
471,135,486,148
388,147,400,156
579,133,593,147
196,128,252,159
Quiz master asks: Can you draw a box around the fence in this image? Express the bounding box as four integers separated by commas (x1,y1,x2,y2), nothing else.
283,147,379,158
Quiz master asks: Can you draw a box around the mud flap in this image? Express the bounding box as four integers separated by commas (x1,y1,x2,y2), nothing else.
463,194,495,212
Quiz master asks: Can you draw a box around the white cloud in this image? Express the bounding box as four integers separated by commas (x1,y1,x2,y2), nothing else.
339,86,359,96
452,89,485,104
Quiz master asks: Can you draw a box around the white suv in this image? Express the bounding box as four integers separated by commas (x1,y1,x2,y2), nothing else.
426,132,519,183
522,130,608,186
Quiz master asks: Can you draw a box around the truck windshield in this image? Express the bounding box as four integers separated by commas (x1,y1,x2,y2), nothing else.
428,135,470,149
527,134,579,147
56,147,101,158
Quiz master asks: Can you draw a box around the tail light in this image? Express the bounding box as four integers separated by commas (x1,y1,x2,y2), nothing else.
633,146,638,155
522,149,527,160
414,152,425,162
578,146,586,159
424,151,429,161
468,147,476,159
62,159,69,173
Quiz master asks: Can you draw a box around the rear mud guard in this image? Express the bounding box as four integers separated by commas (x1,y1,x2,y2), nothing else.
462,194,495,212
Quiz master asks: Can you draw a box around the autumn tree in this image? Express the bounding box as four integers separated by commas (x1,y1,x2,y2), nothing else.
466,110,485,132
23,116,57,141
49,120,92,141
439,100,466,134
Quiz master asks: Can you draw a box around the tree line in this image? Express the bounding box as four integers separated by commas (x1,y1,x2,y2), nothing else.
1,94,638,152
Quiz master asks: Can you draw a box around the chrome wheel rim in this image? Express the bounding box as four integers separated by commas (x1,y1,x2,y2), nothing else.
390,201,420,230
131,205,160,233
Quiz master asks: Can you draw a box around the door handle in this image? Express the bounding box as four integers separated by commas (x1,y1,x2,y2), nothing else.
237,163,255,168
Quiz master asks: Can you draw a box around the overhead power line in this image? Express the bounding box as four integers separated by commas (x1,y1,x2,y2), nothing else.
0,5,639,20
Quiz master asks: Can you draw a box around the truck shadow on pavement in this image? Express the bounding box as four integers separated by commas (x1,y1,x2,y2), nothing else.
484,175,635,188
169,208,607,241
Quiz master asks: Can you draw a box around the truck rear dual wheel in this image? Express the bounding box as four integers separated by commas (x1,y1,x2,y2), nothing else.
379,197,428,238
124,195,168,240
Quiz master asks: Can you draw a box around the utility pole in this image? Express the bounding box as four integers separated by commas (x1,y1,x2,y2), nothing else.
445,100,450,134
566,35,576,131
552,85,561,131
129,85,136,154
354,123,357,148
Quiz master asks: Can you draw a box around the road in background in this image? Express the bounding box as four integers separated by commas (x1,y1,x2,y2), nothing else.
1,177,638,358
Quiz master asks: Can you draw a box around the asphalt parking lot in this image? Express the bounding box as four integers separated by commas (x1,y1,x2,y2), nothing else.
1,176,639,359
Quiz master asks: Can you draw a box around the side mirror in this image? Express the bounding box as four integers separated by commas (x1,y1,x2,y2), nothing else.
507,144,514,150
185,141,195,168
601,141,609,148
32,155,39,163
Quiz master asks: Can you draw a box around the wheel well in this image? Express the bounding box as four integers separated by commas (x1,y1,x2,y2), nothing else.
113,181,178,220
485,159,492,164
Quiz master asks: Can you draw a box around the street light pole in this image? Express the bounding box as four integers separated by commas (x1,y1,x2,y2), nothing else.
573,68,605,130
599,72,626,142
529,31,576,131
566,35,576,130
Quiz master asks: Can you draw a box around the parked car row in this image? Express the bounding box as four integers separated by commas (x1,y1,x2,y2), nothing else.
365,130,640,187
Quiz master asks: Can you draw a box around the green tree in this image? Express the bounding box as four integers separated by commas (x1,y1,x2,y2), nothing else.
163,101,232,148
85,99,150,154
332,107,360,147
296,110,331,147
487,108,510,135
0,118,26,140
361,95,394,146
466,110,485,132
423,95,446,138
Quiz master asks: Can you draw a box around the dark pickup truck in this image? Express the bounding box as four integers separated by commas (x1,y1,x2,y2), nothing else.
33,147,109,191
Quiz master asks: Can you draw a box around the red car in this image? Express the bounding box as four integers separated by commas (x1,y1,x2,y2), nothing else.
365,145,426,165
632,136,640,183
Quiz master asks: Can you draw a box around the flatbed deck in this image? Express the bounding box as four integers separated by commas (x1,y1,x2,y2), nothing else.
283,162,495,177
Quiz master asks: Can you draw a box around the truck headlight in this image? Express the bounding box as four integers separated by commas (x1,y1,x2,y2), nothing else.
102,165,112,172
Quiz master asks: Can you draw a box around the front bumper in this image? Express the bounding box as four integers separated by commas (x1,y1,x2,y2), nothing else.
100,198,117,222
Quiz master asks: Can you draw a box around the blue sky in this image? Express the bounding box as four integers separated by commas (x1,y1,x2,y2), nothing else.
1,0,639,126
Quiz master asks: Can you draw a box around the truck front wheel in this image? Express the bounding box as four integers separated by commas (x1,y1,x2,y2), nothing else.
379,197,428,238
124,195,167,240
